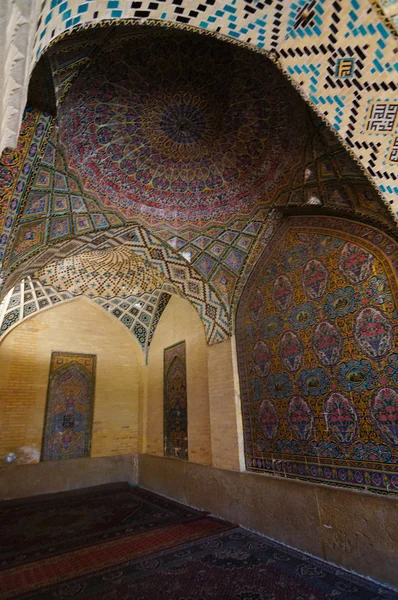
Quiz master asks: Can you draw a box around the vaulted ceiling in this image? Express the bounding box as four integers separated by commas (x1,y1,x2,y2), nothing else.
0,15,397,349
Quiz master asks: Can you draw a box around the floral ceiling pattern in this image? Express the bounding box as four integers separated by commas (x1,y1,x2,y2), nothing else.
0,22,396,345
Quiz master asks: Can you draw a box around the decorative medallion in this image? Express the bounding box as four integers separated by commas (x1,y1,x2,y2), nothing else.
338,359,379,392
288,302,317,330
302,259,328,300
258,398,279,440
353,307,393,359
384,353,398,386
253,340,272,378
370,387,398,446
279,331,304,373
287,397,314,442
324,392,358,445
298,367,330,397
312,321,343,367
323,286,359,319
339,242,374,285
260,314,283,339
272,275,294,312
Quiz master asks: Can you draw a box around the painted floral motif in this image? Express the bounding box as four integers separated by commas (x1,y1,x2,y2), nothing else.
312,234,343,256
324,393,358,445
296,233,314,244
288,302,317,331
308,441,344,459
252,340,272,378
370,387,398,446
352,443,393,463
272,275,293,312
275,439,301,454
322,286,360,319
282,245,309,271
338,359,379,392
248,289,264,322
298,367,330,397
287,397,314,442
338,242,374,285
251,378,264,403
267,373,293,400
384,353,398,386
279,331,304,373
260,261,279,284
258,399,279,440
354,307,393,359
365,275,393,305
238,221,398,493
260,314,283,339
302,259,328,300
312,321,343,366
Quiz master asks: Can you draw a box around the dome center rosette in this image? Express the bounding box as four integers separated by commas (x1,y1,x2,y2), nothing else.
58,28,308,225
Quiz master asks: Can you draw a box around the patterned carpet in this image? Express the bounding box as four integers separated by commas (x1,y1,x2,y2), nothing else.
0,484,397,600
0,483,201,569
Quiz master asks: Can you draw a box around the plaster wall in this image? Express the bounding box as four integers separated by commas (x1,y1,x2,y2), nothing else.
0,298,143,462
138,453,398,589
0,454,138,501
145,295,212,465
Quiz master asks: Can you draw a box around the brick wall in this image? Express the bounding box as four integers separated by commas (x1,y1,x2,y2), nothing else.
146,295,212,466
0,297,143,461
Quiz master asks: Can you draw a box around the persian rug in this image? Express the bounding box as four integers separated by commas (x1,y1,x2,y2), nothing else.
6,528,397,600
42,351,96,461
0,483,202,569
0,518,234,599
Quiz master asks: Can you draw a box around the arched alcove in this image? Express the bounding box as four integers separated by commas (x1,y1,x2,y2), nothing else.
0,296,144,463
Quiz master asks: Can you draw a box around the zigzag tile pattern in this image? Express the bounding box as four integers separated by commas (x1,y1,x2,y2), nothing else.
3,225,231,344
0,275,172,355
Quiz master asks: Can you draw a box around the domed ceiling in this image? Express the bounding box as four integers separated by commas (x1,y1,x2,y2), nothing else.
1,23,396,347
59,28,308,225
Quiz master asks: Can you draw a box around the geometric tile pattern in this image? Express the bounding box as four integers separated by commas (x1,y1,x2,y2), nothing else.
32,1,398,217
36,246,165,300
0,275,172,357
3,124,124,273
0,108,53,269
2,225,231,345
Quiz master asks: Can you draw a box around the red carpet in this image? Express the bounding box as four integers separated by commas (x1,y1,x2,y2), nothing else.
0,517,233,598
1,484,396,600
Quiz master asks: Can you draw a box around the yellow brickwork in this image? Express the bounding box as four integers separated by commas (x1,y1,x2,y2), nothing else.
146,295,212,466
0,298,143,461
208,336,245,472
